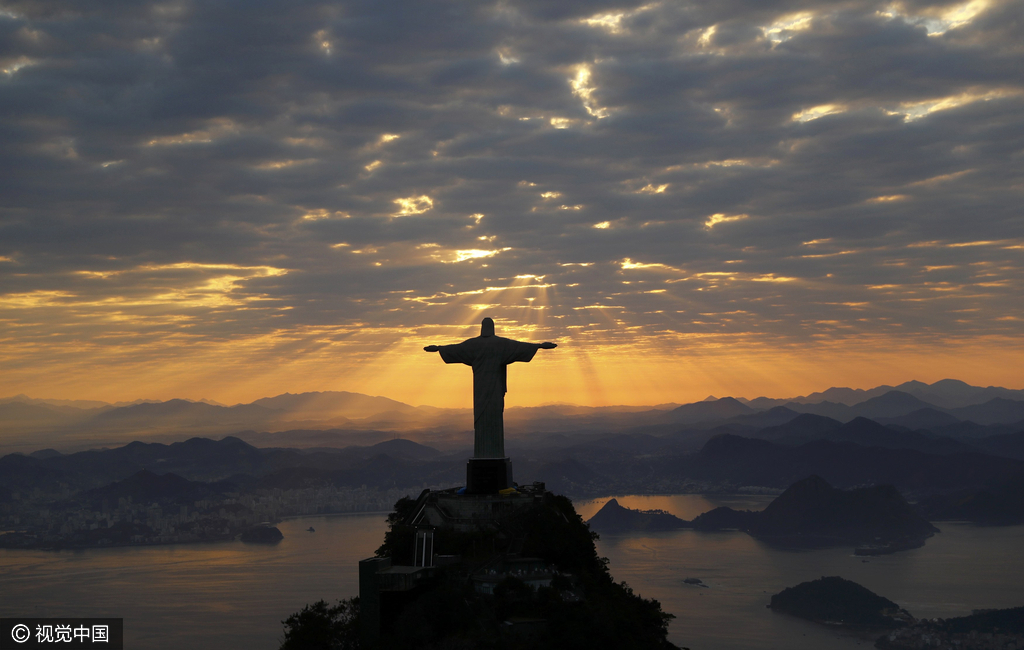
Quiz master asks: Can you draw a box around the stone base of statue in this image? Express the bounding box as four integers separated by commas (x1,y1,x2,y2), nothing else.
466,457,512,494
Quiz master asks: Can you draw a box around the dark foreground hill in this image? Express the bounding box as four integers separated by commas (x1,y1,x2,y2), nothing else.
330,492,679,650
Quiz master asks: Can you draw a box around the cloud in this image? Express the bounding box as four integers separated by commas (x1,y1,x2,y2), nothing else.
0,0,1022,404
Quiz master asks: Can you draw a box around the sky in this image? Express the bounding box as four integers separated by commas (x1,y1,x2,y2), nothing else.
1,0,1022,408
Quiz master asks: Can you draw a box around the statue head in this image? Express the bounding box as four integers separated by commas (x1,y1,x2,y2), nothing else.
480,317,495,337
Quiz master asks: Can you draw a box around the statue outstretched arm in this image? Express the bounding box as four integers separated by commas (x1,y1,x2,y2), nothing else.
426,342,474,365
539,342,556,349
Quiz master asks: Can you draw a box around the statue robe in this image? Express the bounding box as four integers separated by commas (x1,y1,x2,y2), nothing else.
437,335,541,458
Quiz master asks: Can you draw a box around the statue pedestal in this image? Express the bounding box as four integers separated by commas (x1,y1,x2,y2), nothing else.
466,457,512,494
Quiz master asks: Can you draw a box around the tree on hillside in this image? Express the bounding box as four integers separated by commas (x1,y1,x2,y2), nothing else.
279,597,359,650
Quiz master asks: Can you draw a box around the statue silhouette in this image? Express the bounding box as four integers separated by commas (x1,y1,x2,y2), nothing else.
424,318,556,459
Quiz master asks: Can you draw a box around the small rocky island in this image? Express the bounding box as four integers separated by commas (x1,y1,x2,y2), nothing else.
769,576,913,628
771,577,1024,650
586,498,691,533
240,524,283,543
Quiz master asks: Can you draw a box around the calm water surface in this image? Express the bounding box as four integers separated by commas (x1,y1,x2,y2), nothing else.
2,496,1022,650
0,514,386,649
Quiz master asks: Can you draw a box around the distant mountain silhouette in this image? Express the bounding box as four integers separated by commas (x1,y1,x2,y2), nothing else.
673,434,1024,491
4,435,460,494
586,498,690,533
88,436,272,480
974,429,1024,460
94,399,280,425
691,506,757,530
754,413,843,443
254,453,460,491
915,474,1024,525
250,391,419,419
750,414,970,454
793,386,896,406
80,469,210,505
833,417,971,454
358,410,426,426
6,380,1024,456
784,400,856,422
0,402,78,427
850,391,937,419
754,380,1024,409
783,391,947,422
668,397,754,423
0,436,287,492
28,448,63,459
947,398,1024,425
875,408,961,430
535,458,602,495
0,453,80,494
236,428,393,449
893,379,1024,409
748,396,1024,448
0,395,111,410
751,475,937,545
739,396,783,409
694,476,937,551
6,380,1024,507
358,439,442,460
721,406,802,430
7,422,1024,524
926,419,1021,442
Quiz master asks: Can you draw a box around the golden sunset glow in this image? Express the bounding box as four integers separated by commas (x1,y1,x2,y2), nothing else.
0,0,1021,413
392,195,434,216
5,7,1024,650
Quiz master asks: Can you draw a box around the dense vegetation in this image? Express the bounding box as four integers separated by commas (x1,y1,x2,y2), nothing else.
279,598,359,650
284,492,678,649
378,492,675,649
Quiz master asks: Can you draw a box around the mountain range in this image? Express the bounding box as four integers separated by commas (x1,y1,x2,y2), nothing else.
2,380,1023,461
4,399,1024,528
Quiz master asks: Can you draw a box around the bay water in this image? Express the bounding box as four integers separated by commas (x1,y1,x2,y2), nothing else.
1,495,1021,649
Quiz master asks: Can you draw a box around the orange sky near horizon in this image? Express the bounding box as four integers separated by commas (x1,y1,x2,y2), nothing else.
3,328,1022,408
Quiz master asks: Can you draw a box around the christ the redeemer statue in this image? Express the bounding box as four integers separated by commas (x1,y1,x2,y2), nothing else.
424,318,556,460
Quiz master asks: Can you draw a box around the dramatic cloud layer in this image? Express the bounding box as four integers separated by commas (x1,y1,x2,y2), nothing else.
1,0,1022,405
